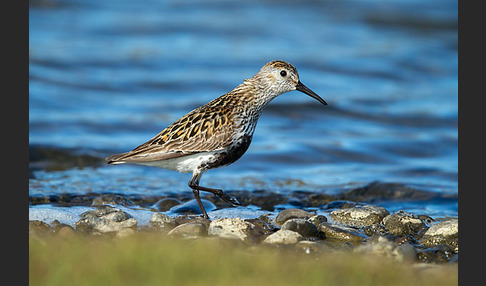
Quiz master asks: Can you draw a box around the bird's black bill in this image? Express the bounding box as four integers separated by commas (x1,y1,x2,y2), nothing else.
296,81,327,105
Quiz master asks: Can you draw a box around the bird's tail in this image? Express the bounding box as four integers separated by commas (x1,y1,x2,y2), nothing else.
105,153,129,164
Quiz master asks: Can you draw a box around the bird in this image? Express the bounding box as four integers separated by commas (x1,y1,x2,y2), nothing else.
105,60,327,219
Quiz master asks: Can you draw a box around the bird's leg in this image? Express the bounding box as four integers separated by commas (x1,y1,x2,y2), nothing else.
189,173,209,219
189,171,240,215
191,185,241,206
192,189,209,219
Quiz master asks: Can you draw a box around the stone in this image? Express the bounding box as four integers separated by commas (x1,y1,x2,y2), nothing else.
80,205,132,222
153,198,182,212
329,204,389,228
168,222,207,238
92,194,133,206
75,206,137,234
281,219,320,239
420,219,458,250
149,212,177,231
308,215,327,227
29,220,51,235
318,222,367,244
417,244,456,263
275,208,313,225
208,218,254,241
354,236,416,262
383,210,426,236
245,217,275,243
169,199,216,216
263,229,304,245
363,224,388,236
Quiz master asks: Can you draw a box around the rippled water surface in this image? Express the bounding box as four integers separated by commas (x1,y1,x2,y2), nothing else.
29,0,458,218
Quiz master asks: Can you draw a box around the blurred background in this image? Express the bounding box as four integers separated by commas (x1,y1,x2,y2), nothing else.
29,0,458,217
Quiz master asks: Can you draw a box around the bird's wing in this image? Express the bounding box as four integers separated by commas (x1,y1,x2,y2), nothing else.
106,102,240,164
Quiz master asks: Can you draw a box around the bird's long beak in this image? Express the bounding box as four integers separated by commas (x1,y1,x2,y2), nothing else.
296,81,327,105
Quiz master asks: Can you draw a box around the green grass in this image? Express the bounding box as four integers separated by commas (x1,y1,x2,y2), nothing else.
29,233,458,286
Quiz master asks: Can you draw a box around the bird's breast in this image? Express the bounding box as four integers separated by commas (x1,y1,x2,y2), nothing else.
201,134,253,170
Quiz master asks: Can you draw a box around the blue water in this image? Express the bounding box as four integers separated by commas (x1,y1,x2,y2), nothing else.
29,0,458,218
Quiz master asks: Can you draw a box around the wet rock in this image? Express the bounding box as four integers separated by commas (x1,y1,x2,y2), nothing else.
149,212,177,232
354,236,416,262
281,219,320,239
318,222,367,244
168,222,207,238
417,215,435,225
208,218,254,241
275,208,314,225
393,235,417,245
174,216,211,228
228,190,287,211
92,194,133,206
153,198,182,212
169,199,216,216
306,192,335,207
339,181,455,202
245,217,275,243
29,220,51,235
363,224,388,236
308,215,328,227
75,206,137,234
263,229,304,245
420,219,458,250
383,210,426,236
417,244,455,263
80,205,132,221
329,204,389,228
324,200,358,210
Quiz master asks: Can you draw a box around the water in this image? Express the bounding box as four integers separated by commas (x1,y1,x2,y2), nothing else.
29,0,458,220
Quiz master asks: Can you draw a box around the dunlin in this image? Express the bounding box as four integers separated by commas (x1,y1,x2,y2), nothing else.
106,60,327,219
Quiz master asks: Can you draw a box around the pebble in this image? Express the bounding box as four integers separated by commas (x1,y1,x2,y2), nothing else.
329,204,389,228
92,194,133,206
308,215,328,227
420,219,458,250
263,229,304,245
75,206,137,234
153,198,182,212
281,218,320,239
275,208,313,225
354,236,416,262
80,205,132,222
169,199,216,215
168,222,207,238
383,210,426,236
29,200,458,264
363,223,388,236
417,244,456,263
318,222,367,244
29,220,51,235
208,218,254,241
149,212,177,232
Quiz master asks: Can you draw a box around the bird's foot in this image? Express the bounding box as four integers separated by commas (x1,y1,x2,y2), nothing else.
217,191,241,206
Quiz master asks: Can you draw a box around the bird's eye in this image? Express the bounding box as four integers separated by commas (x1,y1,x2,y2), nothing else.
280,70,287,77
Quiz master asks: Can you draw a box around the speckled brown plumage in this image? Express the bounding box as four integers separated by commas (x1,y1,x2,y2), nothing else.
106,60,327,219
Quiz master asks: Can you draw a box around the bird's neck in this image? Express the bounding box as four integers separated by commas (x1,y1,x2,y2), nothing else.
231,76,280,115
